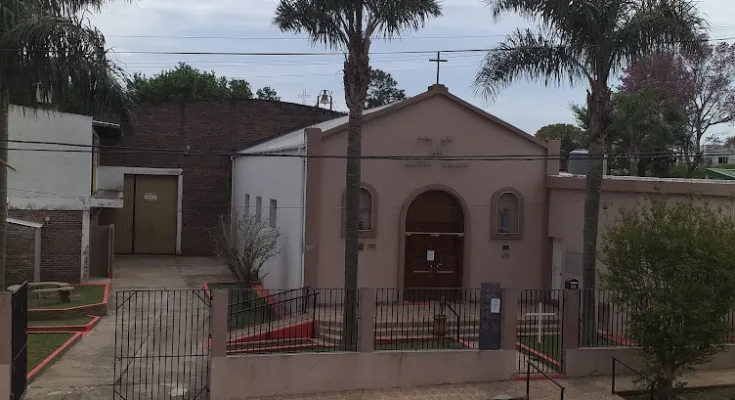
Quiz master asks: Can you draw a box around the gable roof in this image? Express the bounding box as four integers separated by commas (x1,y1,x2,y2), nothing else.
317,84,547,149
240,84,547,154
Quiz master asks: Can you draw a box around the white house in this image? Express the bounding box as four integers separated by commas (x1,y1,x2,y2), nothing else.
6,106,122,285
702,144,735,166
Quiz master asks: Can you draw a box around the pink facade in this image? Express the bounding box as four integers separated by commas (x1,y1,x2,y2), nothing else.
300,84,735,291
303,84,559,290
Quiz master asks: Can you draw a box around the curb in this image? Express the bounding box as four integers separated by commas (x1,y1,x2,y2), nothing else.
27,332,84,382
28,315,102,334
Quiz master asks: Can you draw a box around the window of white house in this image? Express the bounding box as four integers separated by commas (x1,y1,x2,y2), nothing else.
255,196,262,219
244,194,250,215
358,188,373,231
719,156,729,164
269,199,277,228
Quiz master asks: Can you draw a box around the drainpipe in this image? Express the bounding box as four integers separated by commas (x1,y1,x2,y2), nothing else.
298,143,307,289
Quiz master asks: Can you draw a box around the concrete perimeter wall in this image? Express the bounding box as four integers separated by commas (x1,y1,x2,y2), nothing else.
0,292,11,400
208,288,518,399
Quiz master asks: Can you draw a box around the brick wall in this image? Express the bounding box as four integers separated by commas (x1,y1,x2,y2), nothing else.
8,210,82,283
100,100,342,256
7,223,36,285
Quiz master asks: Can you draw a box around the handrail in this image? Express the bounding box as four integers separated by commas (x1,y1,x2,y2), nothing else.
228,286,310,309
526,361,565,400
445,302,461,344
611,357,654,400
228,288,319,318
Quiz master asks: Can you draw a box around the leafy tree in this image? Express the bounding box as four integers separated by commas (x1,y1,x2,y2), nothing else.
256,87,281,101
366,69,406,109
535,123,586,171
473,0,703,342
622,43,735,175
611,87,686,176
130,63,255,103
274,0,442,349
0,0,133,289
601,196,735,399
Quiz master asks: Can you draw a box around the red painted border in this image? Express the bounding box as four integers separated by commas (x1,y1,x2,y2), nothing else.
228,320,314,345
28,282,110,313
27,332,83,381
515,341,562,368
601,333,636,346
27,315,101,333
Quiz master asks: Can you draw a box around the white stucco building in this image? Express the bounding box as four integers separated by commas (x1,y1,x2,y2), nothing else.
6,106,122,284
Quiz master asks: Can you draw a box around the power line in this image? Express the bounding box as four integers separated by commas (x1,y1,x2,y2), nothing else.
1,138,729,161
10,35,735,58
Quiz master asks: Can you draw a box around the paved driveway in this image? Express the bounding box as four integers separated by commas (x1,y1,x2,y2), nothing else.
23,256,231,400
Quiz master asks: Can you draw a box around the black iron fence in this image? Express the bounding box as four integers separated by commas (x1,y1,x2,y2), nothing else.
113,289,210,400
374,288,480,351
611,357,654,399
11,282,28,400
517,289,564,374
226,288,358,354
579,289,633,348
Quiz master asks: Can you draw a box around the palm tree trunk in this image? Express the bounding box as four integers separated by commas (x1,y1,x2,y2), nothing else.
341,35,371,351
343,107,362,351
580,85,611,345
0,90,9,290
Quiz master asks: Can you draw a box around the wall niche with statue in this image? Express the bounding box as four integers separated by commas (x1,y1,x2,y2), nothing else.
490,187,524,240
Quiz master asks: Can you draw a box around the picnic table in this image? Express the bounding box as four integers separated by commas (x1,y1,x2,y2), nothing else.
7,282,74,303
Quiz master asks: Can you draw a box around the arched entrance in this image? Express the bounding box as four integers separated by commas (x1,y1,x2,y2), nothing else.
403,190,464,299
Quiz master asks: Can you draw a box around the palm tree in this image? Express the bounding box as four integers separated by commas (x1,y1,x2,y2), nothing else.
0,0,134,289
274,0,442,349
474,0,703,342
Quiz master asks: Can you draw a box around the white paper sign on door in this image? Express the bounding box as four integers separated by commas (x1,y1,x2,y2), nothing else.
426,250,435,261
143,192,158,201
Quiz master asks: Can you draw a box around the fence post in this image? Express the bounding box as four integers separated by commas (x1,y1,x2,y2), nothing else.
0,292,12,400
500,288,518,351
357,288,375,353
562,289,581,375
210,289,228,358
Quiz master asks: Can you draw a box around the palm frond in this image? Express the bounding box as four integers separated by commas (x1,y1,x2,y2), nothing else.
608,0,705,72
273,0,350,49
364,0,442,39
473,28,589,99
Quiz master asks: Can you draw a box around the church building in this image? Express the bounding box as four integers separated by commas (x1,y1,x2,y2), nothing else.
231,84,735,293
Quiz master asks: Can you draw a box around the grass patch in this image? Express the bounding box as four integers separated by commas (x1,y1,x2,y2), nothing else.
28,333,74,372
28,285,105,309
620,385,735,400
376,339,468,350
518,334,563,360
210,283,271,330
29,316,93,326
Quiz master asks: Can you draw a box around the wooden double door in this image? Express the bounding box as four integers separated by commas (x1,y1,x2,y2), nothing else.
403,190,465,301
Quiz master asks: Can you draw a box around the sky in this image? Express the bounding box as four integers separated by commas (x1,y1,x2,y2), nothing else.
90,0,735,136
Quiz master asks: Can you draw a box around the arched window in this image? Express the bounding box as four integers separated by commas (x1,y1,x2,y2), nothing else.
342,184,377,238
358,188,373,231
491,188,524,240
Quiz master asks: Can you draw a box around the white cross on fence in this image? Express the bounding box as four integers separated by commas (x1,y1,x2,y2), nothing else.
524,302,556,344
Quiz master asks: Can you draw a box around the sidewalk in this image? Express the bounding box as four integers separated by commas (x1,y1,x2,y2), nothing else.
265,369,735,400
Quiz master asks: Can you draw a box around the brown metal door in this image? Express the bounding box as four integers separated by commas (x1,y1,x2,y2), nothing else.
403,234,463,301
133,175,178,254
112,174,135,254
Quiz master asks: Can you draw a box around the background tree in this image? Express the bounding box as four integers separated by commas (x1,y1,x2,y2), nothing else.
130,62,258,103
473,0,704,343
366,68,406,108
611,87,686,176
256,86,281,101
622,43,735,175
601,197,735,399
535,123,587,171
274,0,442,349
0,0,134,289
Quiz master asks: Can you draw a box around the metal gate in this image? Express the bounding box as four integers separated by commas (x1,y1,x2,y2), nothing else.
113,289,210,399
516,289,565,375
11,282,28,400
